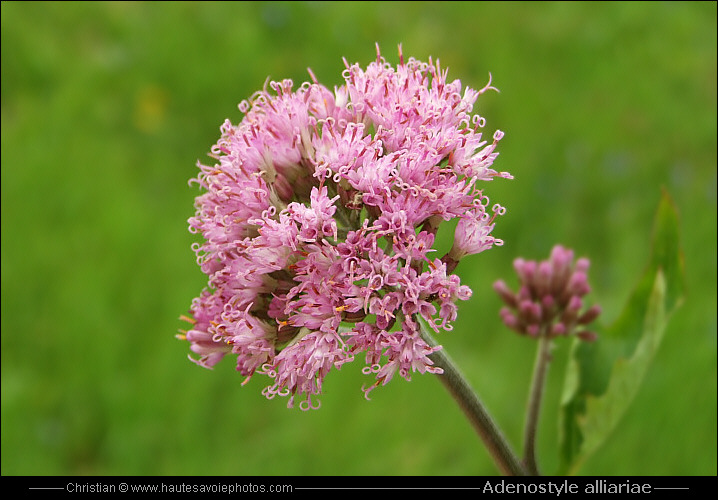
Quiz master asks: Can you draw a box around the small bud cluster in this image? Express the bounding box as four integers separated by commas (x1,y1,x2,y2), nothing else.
493,245,600,341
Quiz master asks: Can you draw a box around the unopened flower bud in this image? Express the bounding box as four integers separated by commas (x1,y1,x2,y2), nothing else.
577,330,598,342
493,280,518,308
578,304,602,325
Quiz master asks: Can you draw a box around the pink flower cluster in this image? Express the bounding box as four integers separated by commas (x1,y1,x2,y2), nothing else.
493,245,601,341
181,45,511,409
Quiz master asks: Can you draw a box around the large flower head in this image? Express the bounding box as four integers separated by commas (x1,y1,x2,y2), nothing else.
180,44,511,409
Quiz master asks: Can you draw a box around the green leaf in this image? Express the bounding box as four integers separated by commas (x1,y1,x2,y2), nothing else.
558,189,686,475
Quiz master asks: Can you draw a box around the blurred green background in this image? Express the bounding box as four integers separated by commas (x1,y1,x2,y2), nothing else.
2,1,715,476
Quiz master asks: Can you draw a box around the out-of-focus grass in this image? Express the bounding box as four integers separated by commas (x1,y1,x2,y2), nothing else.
1,1,715,475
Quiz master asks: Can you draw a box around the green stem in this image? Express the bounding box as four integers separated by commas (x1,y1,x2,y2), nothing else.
522,332,553,476
419,321,527,476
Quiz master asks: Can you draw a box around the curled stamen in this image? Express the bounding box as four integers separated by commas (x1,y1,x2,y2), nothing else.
259,363,277,378
492,204,506,216
261,386,277,400
472,115,487,128
361,382,379,401
478,72,500,95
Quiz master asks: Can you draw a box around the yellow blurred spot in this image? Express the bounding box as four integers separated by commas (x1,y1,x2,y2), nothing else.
133,85,169,134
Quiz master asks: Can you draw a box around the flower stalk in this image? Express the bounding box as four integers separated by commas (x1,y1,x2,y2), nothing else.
522,331,553,475
419,320,527,476
493,244,601,475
